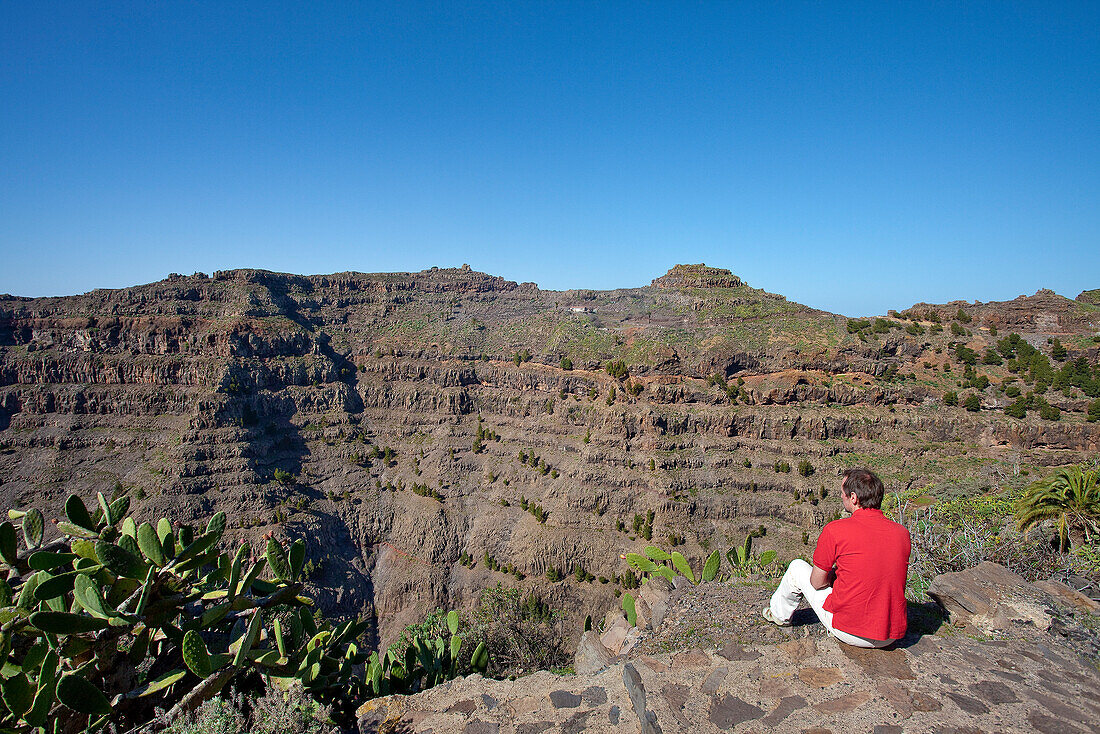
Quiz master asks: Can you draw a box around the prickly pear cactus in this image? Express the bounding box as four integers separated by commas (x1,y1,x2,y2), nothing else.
620,541,741,591
0,492,381,732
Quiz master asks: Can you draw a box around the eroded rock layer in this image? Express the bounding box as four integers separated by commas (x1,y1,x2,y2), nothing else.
1,266,1098,645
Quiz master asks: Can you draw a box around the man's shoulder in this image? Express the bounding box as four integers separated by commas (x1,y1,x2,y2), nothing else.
822,514,858,531
867,510,910,534
863,511,911,544
830,510,909,536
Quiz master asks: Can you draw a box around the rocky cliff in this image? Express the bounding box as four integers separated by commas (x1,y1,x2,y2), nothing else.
1,266,1098,647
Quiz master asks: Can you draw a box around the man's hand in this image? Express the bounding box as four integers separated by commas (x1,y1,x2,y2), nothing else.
810,564,832,590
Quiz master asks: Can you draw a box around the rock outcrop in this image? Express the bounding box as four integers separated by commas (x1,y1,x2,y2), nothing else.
358,563,1100,732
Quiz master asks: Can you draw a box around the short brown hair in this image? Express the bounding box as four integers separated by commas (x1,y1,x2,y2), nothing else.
841,468,885,509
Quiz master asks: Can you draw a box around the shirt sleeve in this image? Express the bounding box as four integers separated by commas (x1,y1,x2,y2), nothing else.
812,523,837,571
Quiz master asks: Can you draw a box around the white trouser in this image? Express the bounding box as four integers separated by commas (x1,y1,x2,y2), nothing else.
769,559,895,649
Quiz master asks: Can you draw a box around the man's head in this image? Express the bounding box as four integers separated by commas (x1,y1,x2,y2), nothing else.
840,468,885,510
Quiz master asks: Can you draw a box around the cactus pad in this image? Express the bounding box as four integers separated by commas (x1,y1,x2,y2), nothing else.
64,495,96,532
22,508,44,549
56,672,112,715
702,550,721,582
0,522,17,566
265,538,292,582
182,630,213,677
671,552,695,584
95,541,146,579
622,592,637,626
29,611,110,634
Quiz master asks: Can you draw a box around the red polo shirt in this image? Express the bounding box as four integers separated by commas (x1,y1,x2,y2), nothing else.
812,508,911,641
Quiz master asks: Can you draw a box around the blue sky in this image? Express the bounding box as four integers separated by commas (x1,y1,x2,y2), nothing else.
2,2,1097,316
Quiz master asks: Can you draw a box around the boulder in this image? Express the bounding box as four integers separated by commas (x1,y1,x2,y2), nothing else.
1033,578,1100,615
632,593,654,630
638,576,674,628
600,617,633,654
926,561,1030,625
672,576,693,590
574,631,615,675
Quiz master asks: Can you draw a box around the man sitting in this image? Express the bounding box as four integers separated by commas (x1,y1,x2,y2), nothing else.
763,468,910,648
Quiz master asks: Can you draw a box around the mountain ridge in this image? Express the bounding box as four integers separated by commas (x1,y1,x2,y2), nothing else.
2,263,1093,324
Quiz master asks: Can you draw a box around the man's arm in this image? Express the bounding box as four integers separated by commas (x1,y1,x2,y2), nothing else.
809,564,832,590
811,523,837,590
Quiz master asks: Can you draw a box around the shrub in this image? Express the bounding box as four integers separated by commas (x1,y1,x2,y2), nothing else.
963,393,981,412
954,344,979,365
955,308,971,323
983,348,1002,366
605,360,629,380
846,319,871,333
1005,399,1027,419
1089,398,1100,423
896,482,1091,598
560,356,573,371
943,391,959,406
1039,402,1060,421
774,460,791,473
797,460,814,477
167,688,338,734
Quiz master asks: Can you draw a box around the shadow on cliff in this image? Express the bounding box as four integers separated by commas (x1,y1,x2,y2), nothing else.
252,412,309,482
303,505,379,648
0,317,14,347
218,394,310,484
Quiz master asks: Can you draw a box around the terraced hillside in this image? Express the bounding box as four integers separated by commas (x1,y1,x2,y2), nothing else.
1,264,1098,647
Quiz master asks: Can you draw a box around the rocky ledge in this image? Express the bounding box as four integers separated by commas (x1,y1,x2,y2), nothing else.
358,563,1100,733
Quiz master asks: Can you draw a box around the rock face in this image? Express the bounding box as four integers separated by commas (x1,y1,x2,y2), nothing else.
1,267,1099,647
359,563,1100,732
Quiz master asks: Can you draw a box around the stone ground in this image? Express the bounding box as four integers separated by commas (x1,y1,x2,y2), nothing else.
632,577,810,653
359,568,1100,733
